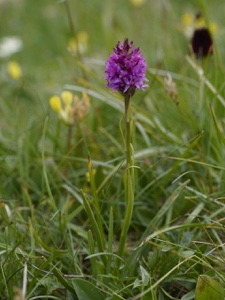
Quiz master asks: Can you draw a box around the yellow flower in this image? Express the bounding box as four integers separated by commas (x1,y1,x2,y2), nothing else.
77,31,89,45
68,31,89,55
179,12,218,39
68,38,77,54
49,96,62,113
7,61,22,80
195,14,206,29
209,22,218,35
179,13,195,39
181,13,194,26
61,91,73,106
129,0,146,7
49,91,90,125
194,13,218,35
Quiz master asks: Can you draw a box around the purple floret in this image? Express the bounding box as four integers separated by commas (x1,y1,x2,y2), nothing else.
104,38,149,96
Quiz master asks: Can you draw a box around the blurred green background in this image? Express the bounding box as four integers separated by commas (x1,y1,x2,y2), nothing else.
0,0,225,201
1,2,225,299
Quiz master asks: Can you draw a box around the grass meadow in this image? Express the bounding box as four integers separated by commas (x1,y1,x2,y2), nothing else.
1,0,225,299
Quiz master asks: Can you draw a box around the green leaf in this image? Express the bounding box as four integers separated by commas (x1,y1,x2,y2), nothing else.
29,220,68,255
195,275,224,300
87,156,105,245
209,104,225,146
80,190,106,265
72,278,105,300
67,291,78,300
140,265,151,286
111,293,125,300
133,278,142,289
181,290,195,300
148,249,161,271
51,264,78,298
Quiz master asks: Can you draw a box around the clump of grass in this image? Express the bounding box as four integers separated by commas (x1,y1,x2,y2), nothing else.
0,0,225,299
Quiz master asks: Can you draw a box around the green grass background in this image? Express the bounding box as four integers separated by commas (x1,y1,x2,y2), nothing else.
0,0,225,299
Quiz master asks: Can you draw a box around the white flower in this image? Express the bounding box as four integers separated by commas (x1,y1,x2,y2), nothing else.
0,36,23,58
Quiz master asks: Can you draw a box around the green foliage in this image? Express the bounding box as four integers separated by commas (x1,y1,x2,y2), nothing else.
195,275,224,300
0,0,225,299
72,278,105,300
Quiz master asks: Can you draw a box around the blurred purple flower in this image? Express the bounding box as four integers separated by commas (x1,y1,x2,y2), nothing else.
104,38,149,96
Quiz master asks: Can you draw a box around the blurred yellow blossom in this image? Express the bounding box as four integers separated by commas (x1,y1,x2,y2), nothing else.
61,91,73,105
68,31,89,55
7,61,22,80
195,13,206,29
129,0,146,7
195,13,218,34
49,91,90,125
209,22,218,35
179,12,218,39
49,96,62,113
182,13,194,25
180,13,195,38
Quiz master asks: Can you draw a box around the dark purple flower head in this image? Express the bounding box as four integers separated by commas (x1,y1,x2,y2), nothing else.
104,38,149,97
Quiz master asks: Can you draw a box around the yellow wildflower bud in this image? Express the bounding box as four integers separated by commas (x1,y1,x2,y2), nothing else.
209,22,218,35
61,91,73,106
181,13,194,27
68,37,78,54
195,15,206,29
49,96,62,113
129,0,146,7
77,31,89,44
68,31,89,55
77,31,89,54
7,61,22,80
179,13,195,39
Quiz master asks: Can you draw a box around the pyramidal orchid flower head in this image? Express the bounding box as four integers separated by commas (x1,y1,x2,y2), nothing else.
104,38,149,97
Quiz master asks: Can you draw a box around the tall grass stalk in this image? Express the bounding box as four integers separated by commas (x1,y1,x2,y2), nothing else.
81,190,107,266
41,117,57,212
87,155,105,246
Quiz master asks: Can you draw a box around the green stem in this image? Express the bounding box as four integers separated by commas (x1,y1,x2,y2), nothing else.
117,94,134,261
42,117,57,212
87,230,98,280
88,155,105,247
67,125,73,155
125,94,132,167
64,125,73,175
54,120,61,153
